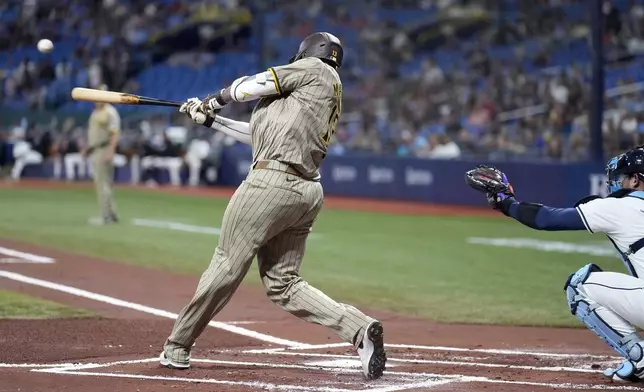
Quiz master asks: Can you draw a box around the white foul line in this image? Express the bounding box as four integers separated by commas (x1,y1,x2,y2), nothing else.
466,237,616,257
0,246,54,263
31,358,158,372
0,270,308,348
131,218,321,239
0,363,78,368
131,218,222,235
224,320,266,325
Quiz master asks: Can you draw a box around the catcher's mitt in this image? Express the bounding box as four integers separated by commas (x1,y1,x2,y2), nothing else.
465,165,513,195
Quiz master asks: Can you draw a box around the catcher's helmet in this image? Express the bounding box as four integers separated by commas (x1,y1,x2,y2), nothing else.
606,145,644,193
289,32,343,68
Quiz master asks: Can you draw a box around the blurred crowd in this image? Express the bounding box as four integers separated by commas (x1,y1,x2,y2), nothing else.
0,109,232,185
0,0,247,109
2,0,644,164
264,0,644,161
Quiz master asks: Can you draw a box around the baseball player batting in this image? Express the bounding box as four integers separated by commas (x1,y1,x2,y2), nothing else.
465,146,644,383
159,32,387,380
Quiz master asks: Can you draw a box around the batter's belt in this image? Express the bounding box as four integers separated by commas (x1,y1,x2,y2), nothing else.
252,160,304,178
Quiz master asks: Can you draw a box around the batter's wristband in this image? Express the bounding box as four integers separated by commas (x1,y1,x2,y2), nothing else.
215,89,227,106
203,116,215,128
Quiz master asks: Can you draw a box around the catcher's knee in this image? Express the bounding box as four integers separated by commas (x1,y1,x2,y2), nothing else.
564,263,602,315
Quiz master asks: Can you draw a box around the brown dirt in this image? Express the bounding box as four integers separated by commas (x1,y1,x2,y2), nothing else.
0,181,638,392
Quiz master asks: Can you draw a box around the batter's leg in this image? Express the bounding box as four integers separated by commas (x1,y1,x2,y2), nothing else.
162,245,254,368
162,170,311,368
258,227,373,343
257,189,386,379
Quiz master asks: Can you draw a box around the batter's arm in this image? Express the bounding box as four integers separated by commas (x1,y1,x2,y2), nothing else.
209,115,251,145
204,59,317,110
179,98,251,145
205,71,281,111
222,71,281,103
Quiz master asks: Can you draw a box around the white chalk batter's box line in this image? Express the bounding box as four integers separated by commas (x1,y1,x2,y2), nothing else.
0,349,615,374
230,349,615,373
244,342,620,360
27,356,644,391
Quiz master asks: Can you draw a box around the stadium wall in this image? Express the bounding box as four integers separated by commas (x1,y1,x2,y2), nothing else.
19,145,608,208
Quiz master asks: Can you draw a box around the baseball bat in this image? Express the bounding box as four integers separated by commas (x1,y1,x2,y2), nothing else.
71,87,183,108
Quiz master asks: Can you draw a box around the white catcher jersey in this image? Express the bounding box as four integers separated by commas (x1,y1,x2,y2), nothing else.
576,191,644,277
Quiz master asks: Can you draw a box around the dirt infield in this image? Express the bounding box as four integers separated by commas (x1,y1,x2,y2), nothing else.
0,237,639,392
1,180,640,391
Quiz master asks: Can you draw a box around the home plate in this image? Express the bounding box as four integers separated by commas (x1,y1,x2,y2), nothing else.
305,359,398,368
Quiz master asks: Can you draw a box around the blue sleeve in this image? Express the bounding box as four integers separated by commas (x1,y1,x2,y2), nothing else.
507,202,587,231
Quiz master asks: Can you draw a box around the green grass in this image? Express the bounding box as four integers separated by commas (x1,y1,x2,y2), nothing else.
0,290,93,319
0,186,627,326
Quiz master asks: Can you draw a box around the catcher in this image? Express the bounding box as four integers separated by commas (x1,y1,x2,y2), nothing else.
465,146,644,383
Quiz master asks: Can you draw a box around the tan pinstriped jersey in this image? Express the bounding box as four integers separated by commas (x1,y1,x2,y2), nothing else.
88,103,120,152
249,57,342,180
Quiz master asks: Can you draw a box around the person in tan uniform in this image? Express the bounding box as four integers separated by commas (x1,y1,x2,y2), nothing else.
160,32,387,380
83,86,120,224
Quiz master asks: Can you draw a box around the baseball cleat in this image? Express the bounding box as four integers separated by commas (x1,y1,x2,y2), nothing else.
357,321,386,380
159,352,190,370
604,360,644,382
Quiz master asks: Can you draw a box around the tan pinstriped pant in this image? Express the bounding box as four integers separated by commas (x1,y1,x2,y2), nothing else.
164,164,374,362
90,154,117,219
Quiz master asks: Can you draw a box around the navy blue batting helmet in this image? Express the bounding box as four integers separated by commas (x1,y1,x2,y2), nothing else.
606,145,644,193
289,32,343,68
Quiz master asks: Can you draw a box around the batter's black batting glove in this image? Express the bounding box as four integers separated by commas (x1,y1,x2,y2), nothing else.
202,89,227,115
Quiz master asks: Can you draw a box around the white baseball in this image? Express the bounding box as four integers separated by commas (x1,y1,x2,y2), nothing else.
37,39,54,53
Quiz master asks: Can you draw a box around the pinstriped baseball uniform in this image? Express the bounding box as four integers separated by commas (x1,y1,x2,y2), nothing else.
164,57,374,362
251,57,341,179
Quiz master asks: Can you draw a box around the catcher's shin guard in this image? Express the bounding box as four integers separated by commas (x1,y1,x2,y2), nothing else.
565,264,644,381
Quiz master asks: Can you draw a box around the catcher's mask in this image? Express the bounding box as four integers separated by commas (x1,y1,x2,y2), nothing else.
289,32,343,68
606,146,644,193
